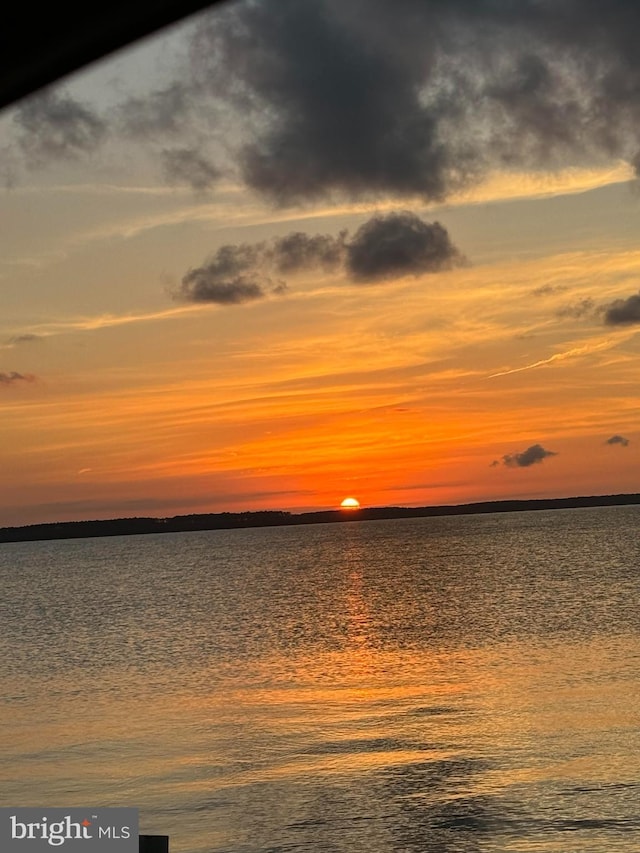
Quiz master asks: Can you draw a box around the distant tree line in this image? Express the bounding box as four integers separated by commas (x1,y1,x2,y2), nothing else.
0,494,638,544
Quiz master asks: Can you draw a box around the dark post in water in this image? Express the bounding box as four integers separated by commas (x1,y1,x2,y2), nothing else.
139,835,169,853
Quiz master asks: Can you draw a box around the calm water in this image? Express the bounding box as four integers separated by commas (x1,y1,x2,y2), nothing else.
1,507,640,852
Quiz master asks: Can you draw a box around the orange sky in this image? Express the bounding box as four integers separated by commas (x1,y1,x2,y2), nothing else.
0,2,638,526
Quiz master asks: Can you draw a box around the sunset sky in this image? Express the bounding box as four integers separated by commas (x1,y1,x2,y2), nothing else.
1,0,638,527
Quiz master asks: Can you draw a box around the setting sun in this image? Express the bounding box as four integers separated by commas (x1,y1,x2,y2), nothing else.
340,497,361,510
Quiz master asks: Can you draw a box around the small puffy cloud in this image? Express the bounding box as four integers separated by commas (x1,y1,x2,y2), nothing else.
15,90,106,163
495,443,557,468
0,371,36,385
180,277,265,304
162,147,220,192
177,211,462,304
176,240,296,305
346,212,464,282
605,434,630,447
603,292,640,325
178,243,269,304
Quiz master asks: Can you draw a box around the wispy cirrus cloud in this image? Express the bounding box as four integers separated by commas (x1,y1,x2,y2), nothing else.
488,338,618,379
8,305,201,342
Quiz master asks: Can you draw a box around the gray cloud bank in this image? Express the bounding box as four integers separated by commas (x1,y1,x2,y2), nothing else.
12,1,640,202
176,211,463,304
190,0,640,204
493,443,557,468
606,434,630,447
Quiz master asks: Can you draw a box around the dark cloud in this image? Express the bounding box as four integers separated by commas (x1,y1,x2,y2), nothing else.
0,371,36,385
15,90,106,163
188,0,640,205
177,243,270,304
14,2,640,202
497,444,557,468
605,434,630,447
180,276,265,304
270,231,346,274
194,0,468,204
176,212,461,303
162,147,220,191
176,230,343,304
603,291,640,325
346,212,463,281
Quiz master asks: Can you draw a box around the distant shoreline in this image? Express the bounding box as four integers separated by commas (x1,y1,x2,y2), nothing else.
1,492,638,544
